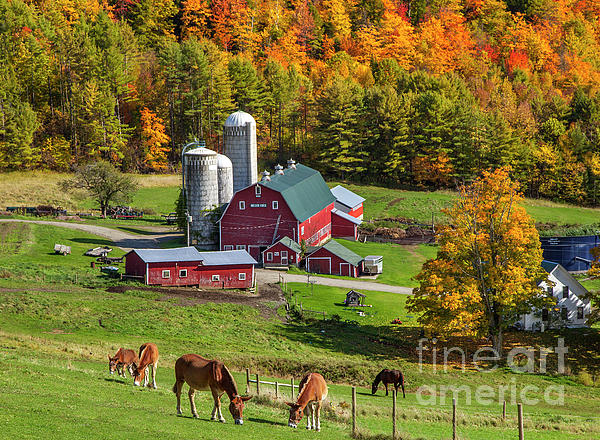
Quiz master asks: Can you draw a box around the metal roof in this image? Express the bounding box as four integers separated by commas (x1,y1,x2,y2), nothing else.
542,260,559,274
185,147,217,156
260,164,336,222
224,110,256,127
128,247,257,265
309,240,363,266
268,236,302,253
217,153,232,168
331,185,365,209
332,208,362,225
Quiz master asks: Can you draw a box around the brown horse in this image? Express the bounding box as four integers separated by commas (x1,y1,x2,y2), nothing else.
371,369,405,398
172,354,251,425
132,343,159,388
286,373,328,431
108,348,139,378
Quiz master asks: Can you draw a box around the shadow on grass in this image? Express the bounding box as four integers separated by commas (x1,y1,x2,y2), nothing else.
248,417,287,426
103,377,129,385
69,237,115,247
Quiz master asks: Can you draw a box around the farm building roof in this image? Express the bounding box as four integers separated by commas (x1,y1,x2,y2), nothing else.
269,236,302,253
310,240,363,266
332,208,362,225
260,163,336,222
331,185,365,209
542,260,559,274
127,247,257,265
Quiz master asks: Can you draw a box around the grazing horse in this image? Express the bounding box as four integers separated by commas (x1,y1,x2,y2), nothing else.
286,373,328,431
371,369,405,398
132,343,159,388
172,354,251,425
108,348,139,378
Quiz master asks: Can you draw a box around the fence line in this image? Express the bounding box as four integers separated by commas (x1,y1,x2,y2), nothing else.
246,368,299,400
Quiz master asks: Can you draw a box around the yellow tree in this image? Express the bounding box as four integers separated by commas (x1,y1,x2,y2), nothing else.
141,108,170,171
407,168,550,356
181,0,211,40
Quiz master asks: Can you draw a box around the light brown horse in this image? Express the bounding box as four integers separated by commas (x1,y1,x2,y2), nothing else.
371,369,405,398
286,373,328,431
132,343,159,388
108,348,139,378
172,354,251,425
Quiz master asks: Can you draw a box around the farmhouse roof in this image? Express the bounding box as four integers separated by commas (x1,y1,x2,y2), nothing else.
269,236,302,253
332,208,362,225
542,260,559,274
127,247,257,265
310,240,363,266
331,185,365,209
260,163,335,222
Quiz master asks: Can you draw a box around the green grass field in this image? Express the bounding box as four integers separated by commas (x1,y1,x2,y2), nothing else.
1,223,600,439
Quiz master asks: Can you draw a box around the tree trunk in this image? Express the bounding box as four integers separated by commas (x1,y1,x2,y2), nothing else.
491,329,503,358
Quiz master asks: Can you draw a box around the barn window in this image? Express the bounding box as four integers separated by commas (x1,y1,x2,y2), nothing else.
255,185,261,197
561,308,568,320
224,245,234,251
212,275,220,282
236,245,246,250
546,286,552,295
542,308,549,321
562,286,569,299
266,252,273,262
281,251,288,259
179,269,187,278
272,201,278,209
239,201,246,210
301,226,305,235
239,273,246,280
162,270,170,279
577,307,584,320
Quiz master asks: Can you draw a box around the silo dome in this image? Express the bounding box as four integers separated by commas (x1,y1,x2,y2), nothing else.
223,110,258,193
184,146,219,247
216,153,233,206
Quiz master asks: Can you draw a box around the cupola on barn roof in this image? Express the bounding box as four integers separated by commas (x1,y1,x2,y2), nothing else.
224,110,256,127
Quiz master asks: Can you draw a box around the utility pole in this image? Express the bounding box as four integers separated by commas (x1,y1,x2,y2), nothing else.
186,212,192,246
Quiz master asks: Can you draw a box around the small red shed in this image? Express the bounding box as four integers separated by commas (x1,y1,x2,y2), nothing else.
125,247,257,289
331,208,361,240
331,185,365,220
306,240,363,277
263,236,302,267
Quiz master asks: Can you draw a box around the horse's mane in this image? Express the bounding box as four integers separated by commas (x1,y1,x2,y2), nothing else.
296,373,313,402
372,370,383,388
219,364,239,397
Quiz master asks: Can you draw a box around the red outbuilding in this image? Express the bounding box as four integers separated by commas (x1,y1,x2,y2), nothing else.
305,240,363,278
331,208,361,240
124,247,256,288
263,236,302,267
219,163,336,262
331,185,365,219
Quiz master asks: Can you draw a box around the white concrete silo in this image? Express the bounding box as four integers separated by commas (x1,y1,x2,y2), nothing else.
184,146,219,247
216,153,233,206
223,110,257,192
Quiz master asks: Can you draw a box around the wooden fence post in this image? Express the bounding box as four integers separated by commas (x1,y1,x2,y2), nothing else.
502,400,506,421
392,389,397,440
452,398,457,440
291,378,295,400
256,373,260,395
352,386,357,436
275,381,279,399
518,403,524,440
246,368,250,394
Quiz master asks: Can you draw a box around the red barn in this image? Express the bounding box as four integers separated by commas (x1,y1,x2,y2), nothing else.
332,208,361,240
331,185,365,219
306,240,363,277
219,163,335,262
263,236,302,267
124,247,256,288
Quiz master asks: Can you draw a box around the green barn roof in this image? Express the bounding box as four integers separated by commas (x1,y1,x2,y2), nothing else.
316,240,363,266
260,164,336,222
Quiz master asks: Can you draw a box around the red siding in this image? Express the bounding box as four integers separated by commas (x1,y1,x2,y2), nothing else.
348,205,363,218
263,241,301,266
306,247,361,277
298,202,334,246
146,262,253,288
220,185,299,257
332,213,358,240
125,252,146,279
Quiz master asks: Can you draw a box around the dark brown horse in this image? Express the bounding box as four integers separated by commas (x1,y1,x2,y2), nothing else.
132,343,159,388
172,354,251,425
371,369,405,398
108,348,139,378
286,373,328,431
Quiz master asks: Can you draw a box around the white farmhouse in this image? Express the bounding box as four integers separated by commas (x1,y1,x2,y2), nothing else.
520,260,591,331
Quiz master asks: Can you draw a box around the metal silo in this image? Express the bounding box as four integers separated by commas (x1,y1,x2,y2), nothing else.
184,146,219,247
223,110,257,192
216,153,233,206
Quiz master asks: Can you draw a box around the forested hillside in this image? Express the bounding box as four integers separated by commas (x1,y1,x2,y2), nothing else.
3,0,600,204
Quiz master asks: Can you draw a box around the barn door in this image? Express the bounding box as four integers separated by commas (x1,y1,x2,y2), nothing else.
340,263,351,277
281,251,288,265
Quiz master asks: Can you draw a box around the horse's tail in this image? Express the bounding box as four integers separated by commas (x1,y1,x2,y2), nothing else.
172,382,178,394
399,372,406,398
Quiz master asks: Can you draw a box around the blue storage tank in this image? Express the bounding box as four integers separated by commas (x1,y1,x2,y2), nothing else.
540,235,599,272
